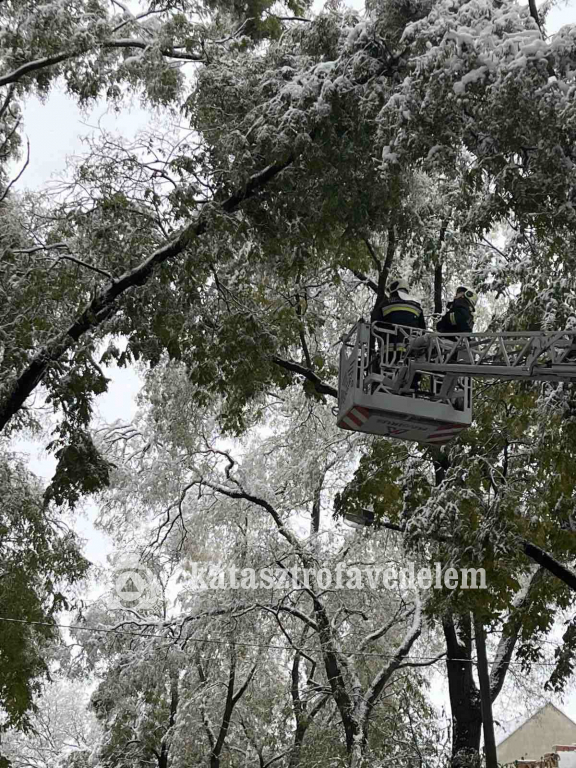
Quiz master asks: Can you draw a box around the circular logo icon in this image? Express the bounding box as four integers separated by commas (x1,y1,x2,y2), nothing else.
109,554,162,610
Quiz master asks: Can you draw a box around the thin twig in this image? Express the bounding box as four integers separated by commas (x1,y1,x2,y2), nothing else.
0,137,29,203
14,244,113,279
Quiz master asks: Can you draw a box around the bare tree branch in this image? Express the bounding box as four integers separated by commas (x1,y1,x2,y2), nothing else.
0,137,29,203
14,245,113,279
349,268,378,294
271,356,337,399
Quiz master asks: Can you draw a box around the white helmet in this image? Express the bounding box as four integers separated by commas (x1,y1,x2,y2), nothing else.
463,288,478,308
389,278,410,294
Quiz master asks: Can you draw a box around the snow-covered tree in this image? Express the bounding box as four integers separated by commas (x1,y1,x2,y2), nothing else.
64,373,446,768
0,450,88,734
0,678,98,768
5,0,576,765
4,0,576,440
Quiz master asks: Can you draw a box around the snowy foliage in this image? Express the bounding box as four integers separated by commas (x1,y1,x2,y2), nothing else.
4,0,576,764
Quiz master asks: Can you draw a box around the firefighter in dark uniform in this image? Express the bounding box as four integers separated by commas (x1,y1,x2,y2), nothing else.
437,286,478,338
436,288,478,404
372,278,426,365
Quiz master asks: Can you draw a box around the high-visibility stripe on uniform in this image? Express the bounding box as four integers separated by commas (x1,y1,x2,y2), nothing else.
449,312,456,324
381,304,422,318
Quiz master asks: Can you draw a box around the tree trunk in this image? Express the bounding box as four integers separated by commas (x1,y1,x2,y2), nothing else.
443,614,482,768
349,734,365,768
474,618,498,768
157,671,179,768
288,725,307,768
434,260,443,316
433,223,447,315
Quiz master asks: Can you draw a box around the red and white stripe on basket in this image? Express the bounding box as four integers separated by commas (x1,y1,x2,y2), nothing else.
426,423,468,444
339,406,370,430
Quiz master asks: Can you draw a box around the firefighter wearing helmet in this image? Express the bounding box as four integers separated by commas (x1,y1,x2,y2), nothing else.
437,286,478,337
372,278,426,363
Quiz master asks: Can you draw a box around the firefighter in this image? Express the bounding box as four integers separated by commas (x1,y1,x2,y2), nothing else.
437,286,478,337
437,288,478,408
372,278,426,366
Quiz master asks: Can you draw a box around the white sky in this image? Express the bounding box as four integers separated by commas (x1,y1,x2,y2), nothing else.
8,0,576,749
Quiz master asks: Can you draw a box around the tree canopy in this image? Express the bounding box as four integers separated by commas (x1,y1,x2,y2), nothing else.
4,0,576,765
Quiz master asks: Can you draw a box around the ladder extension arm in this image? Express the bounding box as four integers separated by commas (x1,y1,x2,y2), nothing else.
407,330,576,382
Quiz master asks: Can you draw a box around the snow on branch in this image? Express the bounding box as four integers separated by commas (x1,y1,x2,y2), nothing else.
363,596,422,716
13,244,113,279
489,565,542,700
0,149,299,433
0,37,206,88
0,53,74,88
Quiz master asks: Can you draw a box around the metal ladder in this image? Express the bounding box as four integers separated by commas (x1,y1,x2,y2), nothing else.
395,329,576,398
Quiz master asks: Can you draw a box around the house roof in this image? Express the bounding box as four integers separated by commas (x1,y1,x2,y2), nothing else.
497,703,576,749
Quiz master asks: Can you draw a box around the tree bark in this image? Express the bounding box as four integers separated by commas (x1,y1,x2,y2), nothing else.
288,650,330,768
158,671,179,768
434,223,447,315
379,227,396,301
434,261,443,316
369,228,396,325
443,613,482,768
474,618,497,768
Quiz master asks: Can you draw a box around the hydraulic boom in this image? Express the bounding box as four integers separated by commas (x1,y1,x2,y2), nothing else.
337,321,576,445
405,328,576,382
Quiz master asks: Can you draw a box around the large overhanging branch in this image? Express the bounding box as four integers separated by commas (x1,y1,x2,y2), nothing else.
0,153,297,433
0,38,205,88
357,511,576,596
271,356,337,399
520,539,576,592
0,52,74,88
0,33,408,429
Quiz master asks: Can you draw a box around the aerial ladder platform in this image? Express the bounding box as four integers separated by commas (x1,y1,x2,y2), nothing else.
338,320,576,446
